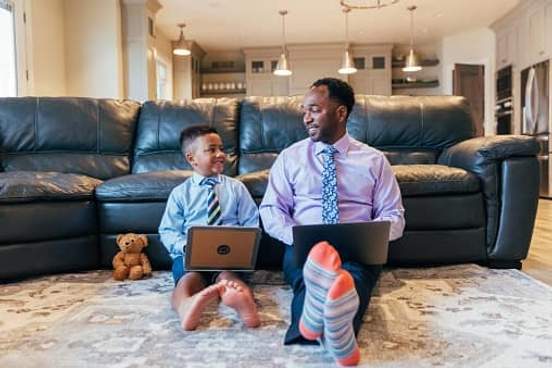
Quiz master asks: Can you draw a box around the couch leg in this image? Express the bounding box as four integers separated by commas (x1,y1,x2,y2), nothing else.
484,260,522,270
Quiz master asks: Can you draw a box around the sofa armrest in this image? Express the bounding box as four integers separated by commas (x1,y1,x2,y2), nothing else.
439,135,539,167
438,135,540,267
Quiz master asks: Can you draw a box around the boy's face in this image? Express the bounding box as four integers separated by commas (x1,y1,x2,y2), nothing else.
185,133,226,177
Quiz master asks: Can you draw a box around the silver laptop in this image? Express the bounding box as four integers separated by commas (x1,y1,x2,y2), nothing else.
184,226,262,271
291,221,391,268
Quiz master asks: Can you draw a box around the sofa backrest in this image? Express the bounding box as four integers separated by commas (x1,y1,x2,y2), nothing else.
0,97,140,179
132,99,240,175
238,95,474,174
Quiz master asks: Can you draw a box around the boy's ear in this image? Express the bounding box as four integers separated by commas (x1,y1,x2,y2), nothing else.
185,151,195,166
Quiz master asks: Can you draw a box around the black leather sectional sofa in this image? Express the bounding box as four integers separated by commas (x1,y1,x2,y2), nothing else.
0,96,540,281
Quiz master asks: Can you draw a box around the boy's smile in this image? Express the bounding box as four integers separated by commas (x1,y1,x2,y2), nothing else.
186,133,226,176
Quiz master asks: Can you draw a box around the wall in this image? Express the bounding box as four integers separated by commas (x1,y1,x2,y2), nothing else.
64,0,124,98
153,29,173,100
440,27,496,135
26,0,66,96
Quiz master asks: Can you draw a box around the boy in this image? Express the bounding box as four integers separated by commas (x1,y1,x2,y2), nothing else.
159,125,260,331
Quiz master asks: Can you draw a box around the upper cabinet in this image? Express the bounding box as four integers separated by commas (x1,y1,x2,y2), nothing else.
496,24,518,70
243,44,392,97
498,0,552,70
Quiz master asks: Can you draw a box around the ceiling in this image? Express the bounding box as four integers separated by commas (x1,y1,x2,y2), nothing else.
156,0,521,51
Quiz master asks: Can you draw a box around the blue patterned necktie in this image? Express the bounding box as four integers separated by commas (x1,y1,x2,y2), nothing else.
321,145,339,224
203,177,222,225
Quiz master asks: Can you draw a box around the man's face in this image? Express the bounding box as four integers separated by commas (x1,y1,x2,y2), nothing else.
301,85,347,144
185,133,226,176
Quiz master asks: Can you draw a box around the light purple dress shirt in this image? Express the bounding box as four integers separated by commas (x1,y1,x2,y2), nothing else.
259,133,405,246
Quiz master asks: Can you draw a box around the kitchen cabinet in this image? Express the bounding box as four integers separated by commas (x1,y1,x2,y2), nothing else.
496,25,518,69
243,44,392,97
243,49,290,96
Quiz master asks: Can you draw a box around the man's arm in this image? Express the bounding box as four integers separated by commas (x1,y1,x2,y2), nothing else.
259,154,296,245
371,155,405,241
158,191,188,258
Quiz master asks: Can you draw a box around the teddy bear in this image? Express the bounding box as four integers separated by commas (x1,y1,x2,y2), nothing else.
112,233,153,281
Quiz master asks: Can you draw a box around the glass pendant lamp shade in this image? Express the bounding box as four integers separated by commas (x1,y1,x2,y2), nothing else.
403,48,422,72
338,49,357,74
338,7,357,75
402,6,422,72
274,10,292,76
173,23,191,56
274,51,292,76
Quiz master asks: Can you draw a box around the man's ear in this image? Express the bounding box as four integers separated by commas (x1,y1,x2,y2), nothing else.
336,105,348,124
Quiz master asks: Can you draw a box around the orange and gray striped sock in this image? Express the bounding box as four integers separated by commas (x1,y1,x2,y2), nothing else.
323,270,360,366
299,241,342,340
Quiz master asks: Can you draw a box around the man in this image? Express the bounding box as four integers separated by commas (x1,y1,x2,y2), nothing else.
259,78,405,366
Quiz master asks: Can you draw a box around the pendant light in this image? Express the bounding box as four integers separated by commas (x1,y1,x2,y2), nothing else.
338,7,357,75
173,23,191,56
274,10,292,76
402,6,422,72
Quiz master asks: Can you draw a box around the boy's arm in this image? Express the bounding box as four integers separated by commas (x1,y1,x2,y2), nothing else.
158,191,188,258
259,154,296,246
371,155,405,241
236,182,260,227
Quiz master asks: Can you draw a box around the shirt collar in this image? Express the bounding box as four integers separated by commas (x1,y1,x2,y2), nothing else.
191,172,221,186
314,132,351,156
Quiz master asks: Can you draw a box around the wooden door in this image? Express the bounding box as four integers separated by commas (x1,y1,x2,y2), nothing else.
453,63,485,136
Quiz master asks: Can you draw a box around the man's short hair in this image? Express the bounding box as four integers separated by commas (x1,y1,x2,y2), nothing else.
311,78,355,119
180,125,219,153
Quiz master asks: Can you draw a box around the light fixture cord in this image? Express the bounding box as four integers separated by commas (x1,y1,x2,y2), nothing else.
345,10,349,44
409,8,414,48
281,13,287,52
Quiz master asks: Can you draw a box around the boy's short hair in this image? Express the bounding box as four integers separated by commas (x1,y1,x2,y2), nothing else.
180,125,219,153
311,77,355,119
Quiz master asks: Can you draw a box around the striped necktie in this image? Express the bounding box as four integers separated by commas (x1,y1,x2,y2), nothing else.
321,144,339,224
203,177,222,225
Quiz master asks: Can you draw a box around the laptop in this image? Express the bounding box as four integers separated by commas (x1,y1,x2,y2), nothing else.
291,221,391,268
184,226,262,271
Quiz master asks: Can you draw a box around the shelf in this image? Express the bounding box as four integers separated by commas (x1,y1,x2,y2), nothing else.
200,69,245,74
392,59,440,68
200,89,247,96
392,81,440,89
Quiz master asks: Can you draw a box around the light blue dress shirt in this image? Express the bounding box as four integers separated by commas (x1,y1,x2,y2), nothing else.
159,172,259,259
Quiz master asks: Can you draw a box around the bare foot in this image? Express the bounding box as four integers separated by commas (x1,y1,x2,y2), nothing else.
177,283,223,331
219,280,260,328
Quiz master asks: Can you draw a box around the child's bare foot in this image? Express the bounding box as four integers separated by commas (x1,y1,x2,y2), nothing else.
177,283,223,331
219,279,260,328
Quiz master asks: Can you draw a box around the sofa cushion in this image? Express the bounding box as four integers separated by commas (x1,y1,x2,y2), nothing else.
237,170,269,199
0,97,140,179
96,170,193,202
132,99,239,176
0,171,102,203
393,164,480,196
350,95,474,150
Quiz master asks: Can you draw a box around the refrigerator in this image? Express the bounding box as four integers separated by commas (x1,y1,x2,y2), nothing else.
521,60,551,198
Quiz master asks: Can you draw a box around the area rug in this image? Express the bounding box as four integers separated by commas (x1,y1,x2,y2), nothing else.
1,264,552,368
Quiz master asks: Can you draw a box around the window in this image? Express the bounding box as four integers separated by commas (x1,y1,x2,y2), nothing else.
156,60,168,100
0,0,16,97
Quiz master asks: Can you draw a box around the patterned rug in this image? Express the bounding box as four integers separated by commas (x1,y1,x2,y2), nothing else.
1,264,552,368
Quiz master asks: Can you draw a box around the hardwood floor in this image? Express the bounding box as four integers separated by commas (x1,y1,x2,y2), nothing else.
522,199,552,286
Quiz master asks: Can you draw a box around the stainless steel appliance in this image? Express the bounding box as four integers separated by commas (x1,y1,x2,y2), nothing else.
495,66,513,134
521,60,551,198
